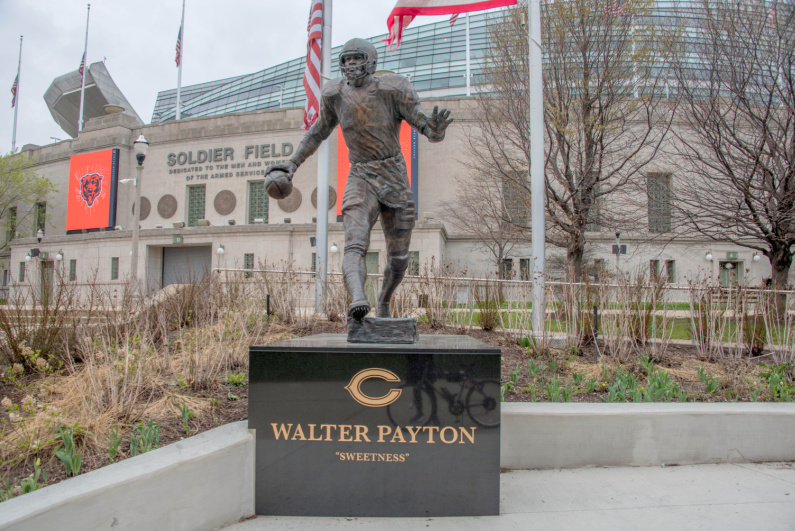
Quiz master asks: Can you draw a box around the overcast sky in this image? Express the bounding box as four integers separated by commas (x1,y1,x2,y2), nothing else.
0,0,450,153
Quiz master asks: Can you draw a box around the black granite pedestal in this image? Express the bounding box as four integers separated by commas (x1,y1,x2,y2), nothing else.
249,334,501,517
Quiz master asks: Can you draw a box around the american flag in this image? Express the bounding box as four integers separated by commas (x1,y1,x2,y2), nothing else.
303,0,323,131
449,13,460,26
768,6,777,24
387,0,517,49
176,26,183,67
608,0,628,16
78,52,86,83
10,74,18,108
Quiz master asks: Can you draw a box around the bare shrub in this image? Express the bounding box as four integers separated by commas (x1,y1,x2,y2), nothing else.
411,257,461,329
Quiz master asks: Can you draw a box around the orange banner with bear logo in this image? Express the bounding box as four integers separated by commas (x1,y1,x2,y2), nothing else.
66,148,119,232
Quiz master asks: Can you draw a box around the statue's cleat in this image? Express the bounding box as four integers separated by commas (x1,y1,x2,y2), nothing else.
349,300,371,320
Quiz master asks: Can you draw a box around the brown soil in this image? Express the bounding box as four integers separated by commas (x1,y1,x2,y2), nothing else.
0,320,777,497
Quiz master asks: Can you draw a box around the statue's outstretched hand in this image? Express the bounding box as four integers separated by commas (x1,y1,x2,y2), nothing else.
425,105,453,142
264,160,298,180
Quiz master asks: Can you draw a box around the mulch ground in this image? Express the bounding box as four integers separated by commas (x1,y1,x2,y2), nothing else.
0,320,771,496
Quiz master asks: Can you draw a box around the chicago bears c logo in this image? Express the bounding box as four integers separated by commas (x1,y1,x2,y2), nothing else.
79,173,103,207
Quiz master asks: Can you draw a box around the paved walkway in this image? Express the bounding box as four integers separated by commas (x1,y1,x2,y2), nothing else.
223,462,795,531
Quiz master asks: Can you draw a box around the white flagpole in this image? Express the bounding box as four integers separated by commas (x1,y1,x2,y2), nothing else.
11,36,22,153
465,13,471,96
529,0,546,335
78,4,91,133
315,0,332,313
176,0,185,121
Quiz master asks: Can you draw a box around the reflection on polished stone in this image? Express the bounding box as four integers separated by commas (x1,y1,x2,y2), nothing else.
249,334,501,517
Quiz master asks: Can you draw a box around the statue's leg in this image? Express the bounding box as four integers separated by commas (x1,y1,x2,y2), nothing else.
376,205,413,318
342,179,380,320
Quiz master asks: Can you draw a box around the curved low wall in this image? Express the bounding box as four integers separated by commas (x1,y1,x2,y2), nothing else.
2,404,794,530
501,403,795,469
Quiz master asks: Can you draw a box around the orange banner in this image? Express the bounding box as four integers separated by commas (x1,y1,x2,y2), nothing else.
66,149,119,231
336,123,415,217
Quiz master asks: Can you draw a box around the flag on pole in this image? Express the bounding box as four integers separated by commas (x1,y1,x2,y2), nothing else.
767,6,777,24
303,0,323,131
176,26,183,67
387,0,517,49
449,13,460,26
10,75,18,108
78,52,86,83
608,0,628,16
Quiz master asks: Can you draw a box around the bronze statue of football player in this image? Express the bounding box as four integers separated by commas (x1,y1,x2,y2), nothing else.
265,38,453,321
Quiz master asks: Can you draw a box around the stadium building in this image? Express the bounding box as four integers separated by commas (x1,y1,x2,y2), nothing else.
2,9,780,301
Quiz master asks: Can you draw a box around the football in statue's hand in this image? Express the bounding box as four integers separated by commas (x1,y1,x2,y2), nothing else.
264,170,293,200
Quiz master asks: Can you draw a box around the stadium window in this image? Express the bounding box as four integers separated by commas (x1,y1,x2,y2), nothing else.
503,178,530,228
244,253,254,279
650,259,660,281
18,262,24,282
248,181,268,224
665,260,676,283
111,257,119,281
520,258,531,281
187,185,206,227
647,173,672,233
35,202,46,234
408,251,420,276
500,258,513,279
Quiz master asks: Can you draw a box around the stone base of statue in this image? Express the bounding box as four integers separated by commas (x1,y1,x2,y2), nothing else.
249,334,501,517
347,317,419,343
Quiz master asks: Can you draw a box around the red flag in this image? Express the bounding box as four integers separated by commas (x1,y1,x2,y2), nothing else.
11,74,18,108
608,0,628,16
303,0,323,131
176,26,183,67
386,0,517,49
78,52,86,83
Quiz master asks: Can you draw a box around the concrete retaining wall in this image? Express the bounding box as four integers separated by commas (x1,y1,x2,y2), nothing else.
501,403,795,469
2,405,795,530
0,421,254,531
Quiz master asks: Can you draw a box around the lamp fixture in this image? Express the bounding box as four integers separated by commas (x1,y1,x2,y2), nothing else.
753,252,761,262
330,242,339,253
705,251,713,261
36,229,43,243
725,262,734,270
114,225,123,231
24,252,31,262
55,250,63,261
133,134,149,166
119,178,137,185
217,244,225,255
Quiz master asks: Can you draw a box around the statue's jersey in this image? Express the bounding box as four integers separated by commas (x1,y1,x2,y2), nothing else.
291,74,437,208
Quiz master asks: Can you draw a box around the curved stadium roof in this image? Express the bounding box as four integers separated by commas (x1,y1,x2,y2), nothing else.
150,1,789,124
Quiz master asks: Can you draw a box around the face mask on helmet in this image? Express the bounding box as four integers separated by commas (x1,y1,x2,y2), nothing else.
340,50,373,82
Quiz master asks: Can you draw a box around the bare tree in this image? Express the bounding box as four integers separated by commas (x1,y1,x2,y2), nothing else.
439,167,526,278
672,0,795,288
457,0,676,280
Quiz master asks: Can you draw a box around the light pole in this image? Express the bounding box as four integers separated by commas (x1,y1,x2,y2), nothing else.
131,134,148,284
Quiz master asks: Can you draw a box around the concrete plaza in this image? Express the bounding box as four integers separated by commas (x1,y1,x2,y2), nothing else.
224,462,795,530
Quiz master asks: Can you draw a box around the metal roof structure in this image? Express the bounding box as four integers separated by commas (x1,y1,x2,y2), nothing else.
44,61,143,138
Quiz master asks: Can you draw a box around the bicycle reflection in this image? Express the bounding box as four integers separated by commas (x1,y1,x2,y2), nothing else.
386,355,500,429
